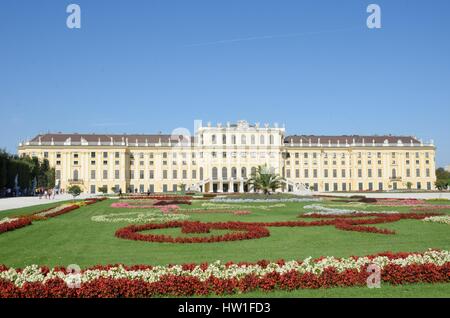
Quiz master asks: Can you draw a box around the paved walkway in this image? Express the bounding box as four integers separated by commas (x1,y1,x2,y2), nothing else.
318,192,450,200
0,193,95,212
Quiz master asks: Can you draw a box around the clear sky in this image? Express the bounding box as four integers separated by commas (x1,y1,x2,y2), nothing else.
0,0,449,166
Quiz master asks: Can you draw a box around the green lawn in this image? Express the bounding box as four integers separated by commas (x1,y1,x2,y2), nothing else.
0,198,449,297
221,282,450,298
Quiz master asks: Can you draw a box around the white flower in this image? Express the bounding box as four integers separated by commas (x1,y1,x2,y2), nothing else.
303,204,399,215
91,211,190,223
1,249,448,287
423,216,450,225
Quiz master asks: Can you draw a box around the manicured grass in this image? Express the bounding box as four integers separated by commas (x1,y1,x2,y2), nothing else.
221,283,450,298
0,199,449,270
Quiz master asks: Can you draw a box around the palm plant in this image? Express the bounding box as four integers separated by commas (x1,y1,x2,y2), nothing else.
246,165,284,194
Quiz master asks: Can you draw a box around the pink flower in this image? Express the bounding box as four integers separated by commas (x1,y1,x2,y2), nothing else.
233,210,251,215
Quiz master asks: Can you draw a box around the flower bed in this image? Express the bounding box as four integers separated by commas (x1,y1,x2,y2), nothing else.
85,197,107,205
373,198,428,206
412,205,450,212
176,209,252,215
299,212,442,235
303,204,399,216
115,221,270,243
91,211,189,223
111,200,190,209
91,208,252,223
422,215,450,225
0,250,448,297
211,198,321,203
114,211,443,243
120,195,192,201
0,217,32,234
181,221,211,234
35,204,80,218
201,202,286,211
111,202,156,209
0,197,106,236
153,200,191,206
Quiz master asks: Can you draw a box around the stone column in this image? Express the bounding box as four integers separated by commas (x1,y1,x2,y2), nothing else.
208,181,213,193
228,180,234,192
239,181,244,193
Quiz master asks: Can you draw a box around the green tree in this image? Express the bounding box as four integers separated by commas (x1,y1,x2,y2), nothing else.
37,159,50,188
436,168,450,180
0,150,8,190
406,182,413,190
246,165,284,195
46,167,55,188
435,180,449,191
17,159,32,191
67,185,82,200
98,185,108,194
435,168,450,191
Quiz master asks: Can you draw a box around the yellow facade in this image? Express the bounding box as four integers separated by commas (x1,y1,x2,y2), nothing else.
17,121,436,194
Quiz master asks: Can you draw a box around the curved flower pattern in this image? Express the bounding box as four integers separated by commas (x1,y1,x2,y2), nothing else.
115,221,270,243
114,212,443,243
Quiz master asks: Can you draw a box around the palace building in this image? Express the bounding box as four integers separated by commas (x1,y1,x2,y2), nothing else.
17,120,437,194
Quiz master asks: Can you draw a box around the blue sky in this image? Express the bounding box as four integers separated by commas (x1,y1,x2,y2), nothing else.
0,0,449,166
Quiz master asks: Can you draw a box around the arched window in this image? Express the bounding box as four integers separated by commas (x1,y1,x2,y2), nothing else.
260,135,265,145
73,170,79,181
231,135,236,144
241,135,246,145
222,134,226,144
251,135,255,145
241,167,247,178
222,167,228,180
392,168,397,178
211,134,216,144
269,134,274,145
231,167,237,178
212,167,218,180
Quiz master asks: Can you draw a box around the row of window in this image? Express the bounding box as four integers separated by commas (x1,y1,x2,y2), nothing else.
206,134,277,145
66,165,433,182
89,184,178,194
321,182,432,192
61,158,431,168
285,168,431,179
43,150,433,162
70,169,204,181
286,159,430,166
287,151,431,159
